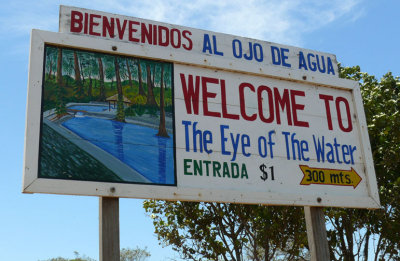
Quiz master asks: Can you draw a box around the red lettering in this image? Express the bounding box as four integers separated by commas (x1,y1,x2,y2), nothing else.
89,14,101,36
258,85,274,123
158,26,169,46
128,21,140,42
319,94,334,130
84,13,89,34
274,88,292,125
153,25,157,45
182,30,193,50
221,80,239,120
180,74,200,114
70,12,194,52
141,23,153,44
102,17,114,38
170,28,181,48
290,90,309,127
70,11,83,33
239,83,257,121
336,97,353,132
116,18,127,40
202,77,221,118
179,74,312,128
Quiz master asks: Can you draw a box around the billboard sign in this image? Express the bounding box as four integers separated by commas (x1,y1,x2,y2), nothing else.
23,8,379,208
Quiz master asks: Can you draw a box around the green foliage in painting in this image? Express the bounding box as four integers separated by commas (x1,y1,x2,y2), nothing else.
133,95,147,105
116,97,126,122
40,45,174,185
42,45,173,118
55,84,67,117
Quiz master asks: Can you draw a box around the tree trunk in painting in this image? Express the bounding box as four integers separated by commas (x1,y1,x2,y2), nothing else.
88,75,92,98
74,52,81,82
56,47,63,86
48,60,53,81
137,60,146,96
157,64,169,138
73,51,84,99
114,57,125,122
152,64,156,86
55,47,66,117
97,57,106,101
146,64,158,106
126,59,133,89
79,58,85,84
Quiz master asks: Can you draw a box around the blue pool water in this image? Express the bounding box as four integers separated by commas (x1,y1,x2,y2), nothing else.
62,116,175,184
68,105,111,112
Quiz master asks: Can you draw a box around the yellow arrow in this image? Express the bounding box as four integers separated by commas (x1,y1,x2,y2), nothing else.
299,165,362,189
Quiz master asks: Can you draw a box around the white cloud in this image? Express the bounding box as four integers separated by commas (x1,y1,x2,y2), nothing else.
104,0,365,45
1,0,364,46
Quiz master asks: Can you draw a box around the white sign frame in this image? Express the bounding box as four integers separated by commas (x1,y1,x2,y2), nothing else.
23,29,380,208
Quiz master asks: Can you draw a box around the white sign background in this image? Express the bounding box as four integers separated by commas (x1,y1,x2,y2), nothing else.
173,63,377,206
23,29,379,208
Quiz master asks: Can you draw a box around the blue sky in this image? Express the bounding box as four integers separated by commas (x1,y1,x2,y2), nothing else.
0,1,398,260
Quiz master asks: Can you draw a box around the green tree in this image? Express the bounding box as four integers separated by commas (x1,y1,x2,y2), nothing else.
114,56,126,122
144,66,400,261
104,56,116,90
163,63,172,90
325,66,400,261
145,62,158,106
40,247,150,261
45,46,57,81
55,84,66,117
157,63,169,138
62,49,75,87
134,59,146,96
125,58,133,89
120,247,151,261
84,53,99,99
54,47,66,117
96,55,106,101
56,47,63,86
73,51,84,100
39,251,95,261
143,201,308,261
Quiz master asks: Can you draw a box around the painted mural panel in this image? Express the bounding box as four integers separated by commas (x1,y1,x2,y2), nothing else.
39,45,175,185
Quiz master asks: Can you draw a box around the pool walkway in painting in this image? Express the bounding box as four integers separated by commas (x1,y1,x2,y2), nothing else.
59,102,173,133
41,102,174,185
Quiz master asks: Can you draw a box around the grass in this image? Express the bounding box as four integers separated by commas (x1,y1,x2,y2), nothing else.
39,122,123,182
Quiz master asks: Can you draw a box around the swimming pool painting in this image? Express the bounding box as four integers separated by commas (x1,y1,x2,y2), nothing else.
62,116,175,184
68,105,111,112
39,45,175,186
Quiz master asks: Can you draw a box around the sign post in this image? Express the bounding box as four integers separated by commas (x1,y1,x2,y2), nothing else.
99,197,120,261
304,207,331,260
23,6,380,260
